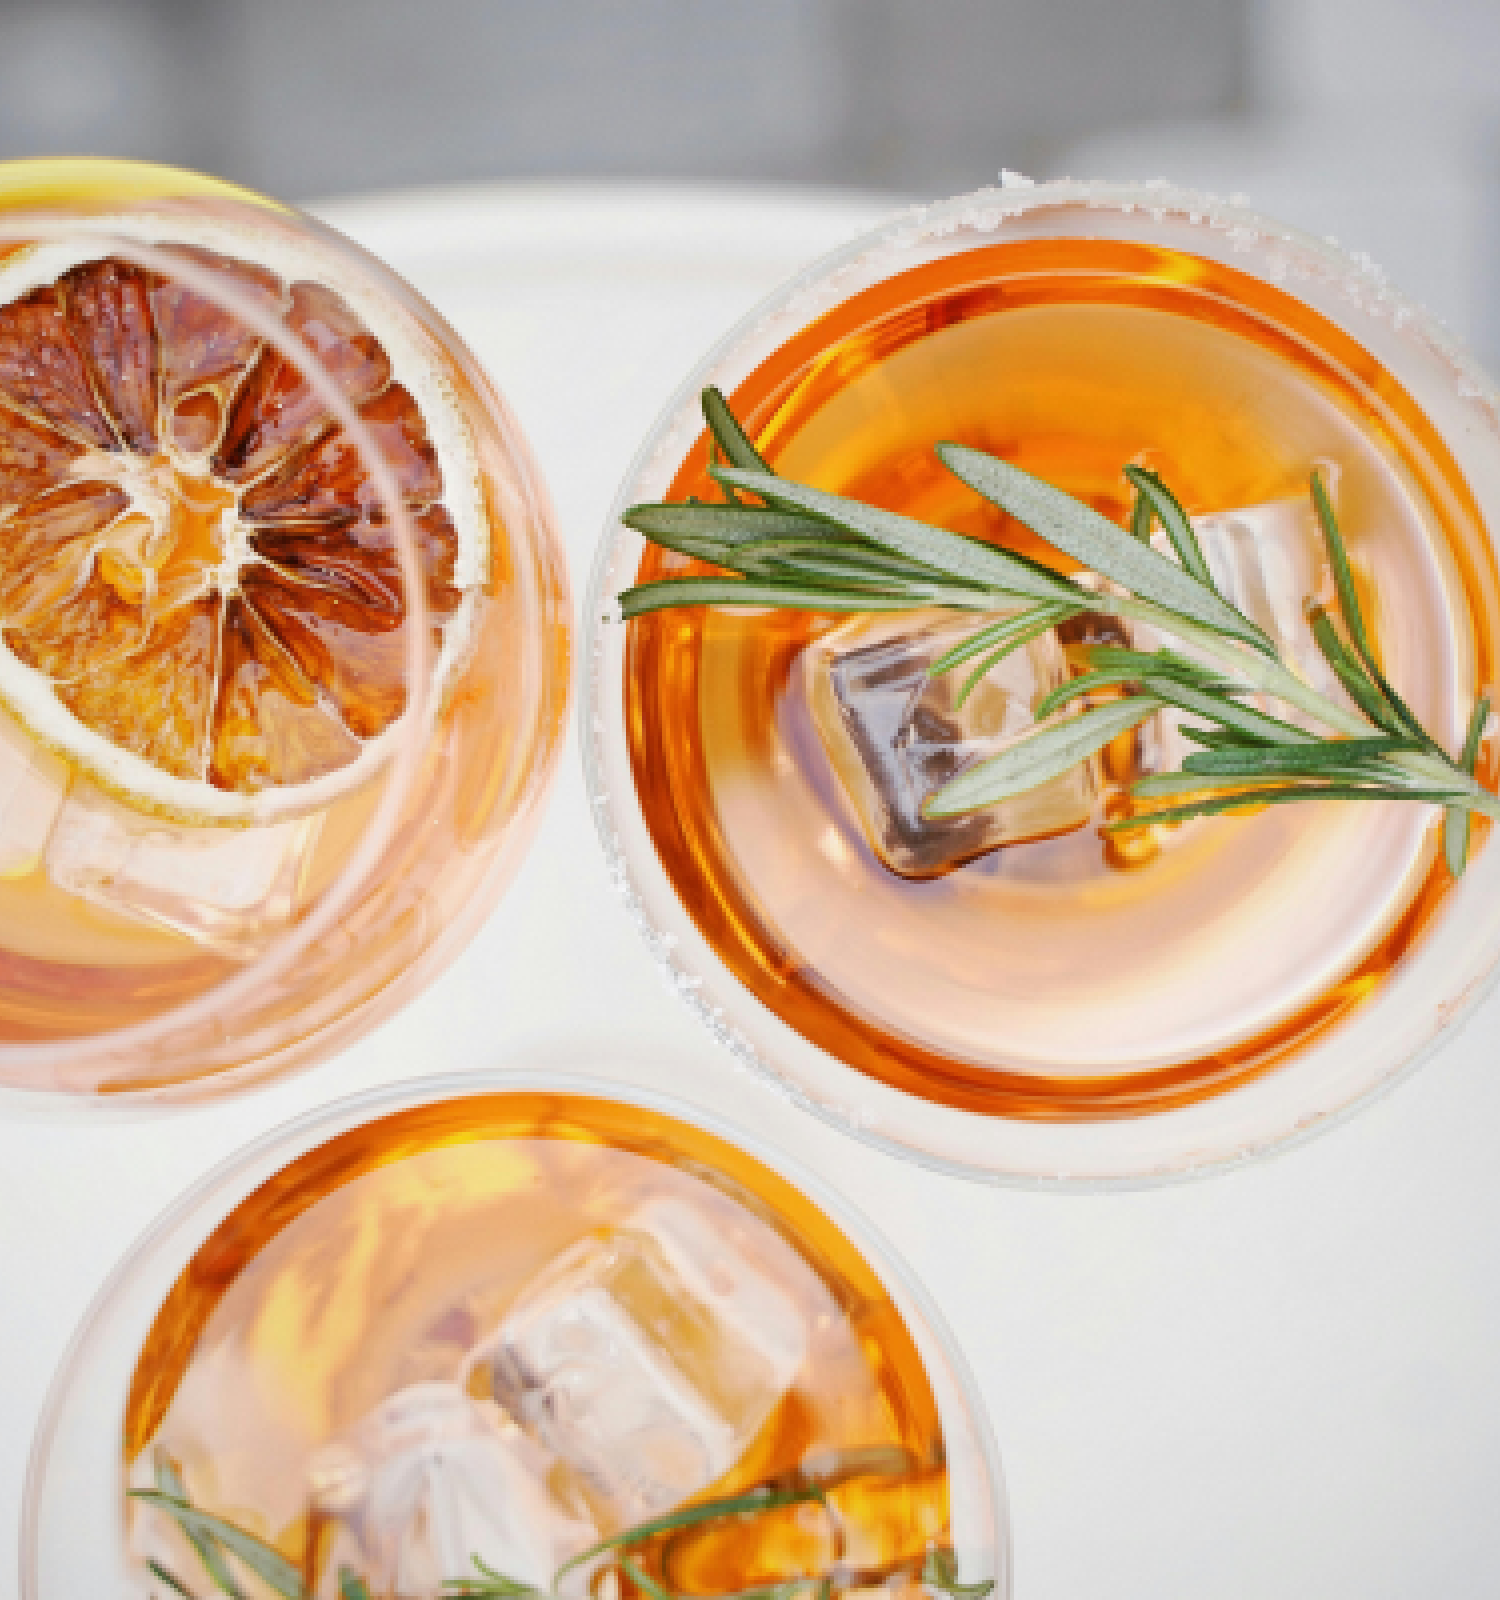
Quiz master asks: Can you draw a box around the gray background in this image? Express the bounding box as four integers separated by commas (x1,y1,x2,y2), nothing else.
0,0,1494,357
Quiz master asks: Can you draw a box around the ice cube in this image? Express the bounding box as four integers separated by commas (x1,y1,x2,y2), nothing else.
477,1196,808,1529
46,782,322,957
1058,578,1194,778
1062,492,1341,776
1193,494,1339,703
0,712,67,877
306,1382,596,1599
804,608,1095,878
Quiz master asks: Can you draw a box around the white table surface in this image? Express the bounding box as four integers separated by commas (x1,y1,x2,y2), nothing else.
5,180,1500,1600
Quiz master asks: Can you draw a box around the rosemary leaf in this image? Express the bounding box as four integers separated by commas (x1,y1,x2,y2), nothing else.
955,609,1069,709
703,386,773,475
1305,604,1407,736
712,466,1088,608
1464,696,1491,769
555,1487,825,1584
1123,466,1216,592
935,444,1273,652
441,1555,553,1599
741,535,944,576
1035,647,1247,722
1362,657,1433,750
710,441,742,504
748,543,965,588
1033,665,1148,722
1108,781,1468,831
624,530,749,574
924,696,1162,818
1079,645,1228,689
1137,676,1317,745
623,504,843,548
153,1457,245,1600
150,1560,199,1599
619,578,925,619
129,1492,305,1600
1311,469,1371,663
922,1548,997,1600
1182,736,1414,777
1181,727,1262,749
620,1555,677,1600
1309,476,1433,746
339,1572,373,1600
1445,694,1491,876
929,605,1070,675
1129,485,1154,543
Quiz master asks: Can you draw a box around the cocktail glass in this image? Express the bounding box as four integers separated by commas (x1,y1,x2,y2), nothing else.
0,159,569,1104
586,179,1500,1185
22,1072,1009,1600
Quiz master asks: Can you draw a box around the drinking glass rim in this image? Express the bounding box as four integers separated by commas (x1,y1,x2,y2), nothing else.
582,176,1500,1188
20,1067,1012,1600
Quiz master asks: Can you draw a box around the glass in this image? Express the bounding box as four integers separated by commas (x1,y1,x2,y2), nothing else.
22,1073,1009,1600
0,159,569,1103
586,178,1500,1185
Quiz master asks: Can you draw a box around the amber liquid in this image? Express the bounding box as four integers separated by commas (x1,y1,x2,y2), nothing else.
625,238,1500,1120
124,1094,952,1597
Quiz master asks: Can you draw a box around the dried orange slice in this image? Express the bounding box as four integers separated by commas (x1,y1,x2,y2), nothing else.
0,214,487,824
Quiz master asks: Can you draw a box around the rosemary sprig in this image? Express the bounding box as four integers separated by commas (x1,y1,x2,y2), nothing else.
552,1485,826,1585
135,1453,990,1600
131,1488,304,1599
618,390,1498,874
155,1453,246,1600
440,1554,554,1599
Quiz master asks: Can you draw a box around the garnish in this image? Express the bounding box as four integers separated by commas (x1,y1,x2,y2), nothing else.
439,1555,554,1599
618,389,1498,873
921,1549,995,1600
149,1560,200,1599
134,1450,990,1600
133,1468,304,1599
154,1454,247,1600
552,1484,826,1586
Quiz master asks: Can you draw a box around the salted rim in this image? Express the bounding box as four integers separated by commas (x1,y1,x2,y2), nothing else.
0,209,488,825
582,176,1500,1187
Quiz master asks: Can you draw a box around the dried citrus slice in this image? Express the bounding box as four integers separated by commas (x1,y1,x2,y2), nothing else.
0,213,487,824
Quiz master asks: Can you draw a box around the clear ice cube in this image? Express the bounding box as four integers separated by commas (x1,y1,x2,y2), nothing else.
306,1381,596,1599
1192,494,1339,704
805,490,1340,875
804,608,1095,878
477,1196,808,1529
0,713,67,877
46,783,322,957
1066,493,1341,774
